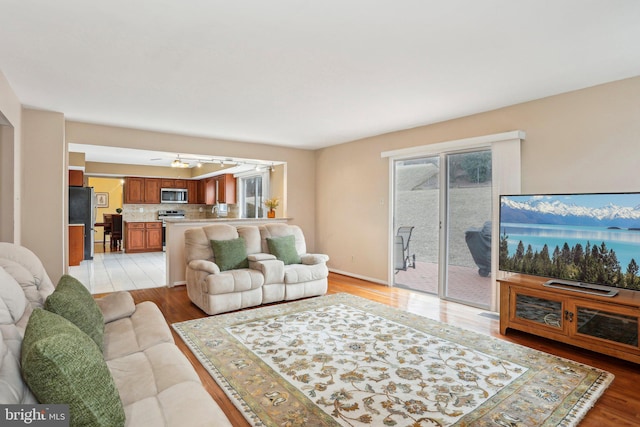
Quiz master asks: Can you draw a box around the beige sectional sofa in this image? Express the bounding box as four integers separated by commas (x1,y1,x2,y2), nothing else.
185,223,329,315
0,242,231,427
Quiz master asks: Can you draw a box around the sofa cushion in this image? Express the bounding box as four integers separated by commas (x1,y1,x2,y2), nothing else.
284,263,329,284
0,267,27,325
0,243,56,309
103,301,174,361
211,238,249,271
266,235,301,265
44,274,105,352
205,269,264,295
96,291,136,324
21,308,125,427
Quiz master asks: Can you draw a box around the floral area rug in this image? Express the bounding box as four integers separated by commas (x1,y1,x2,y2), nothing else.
172,294,613,426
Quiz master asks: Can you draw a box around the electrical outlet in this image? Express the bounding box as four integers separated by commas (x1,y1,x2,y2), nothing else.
138,207,143,213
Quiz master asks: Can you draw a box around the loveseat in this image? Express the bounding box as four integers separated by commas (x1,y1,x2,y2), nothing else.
184,223,329,315
0,242,231,426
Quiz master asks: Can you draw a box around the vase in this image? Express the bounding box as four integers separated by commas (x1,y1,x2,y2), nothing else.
267,209,275,218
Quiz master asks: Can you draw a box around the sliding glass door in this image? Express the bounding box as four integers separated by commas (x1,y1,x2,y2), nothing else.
393,149,493,309
393,156,440,295
444,150,492,307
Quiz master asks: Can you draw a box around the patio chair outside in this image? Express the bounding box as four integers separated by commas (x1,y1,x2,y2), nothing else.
394,226,416,273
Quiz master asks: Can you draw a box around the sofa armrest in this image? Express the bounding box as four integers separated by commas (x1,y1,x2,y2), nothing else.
188,259,221,275
248,253,277,262
96,291,136,323
301,253,330,265
249,259,284,284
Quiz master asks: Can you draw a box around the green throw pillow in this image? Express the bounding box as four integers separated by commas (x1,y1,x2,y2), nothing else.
21,309,125,427
211,237,249,271
45,275,105,352
266,234,301,265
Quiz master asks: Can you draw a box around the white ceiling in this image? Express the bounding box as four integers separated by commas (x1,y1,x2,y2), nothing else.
2,1,640,152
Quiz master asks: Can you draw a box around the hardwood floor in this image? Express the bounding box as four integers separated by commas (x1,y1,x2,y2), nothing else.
122,273,640,427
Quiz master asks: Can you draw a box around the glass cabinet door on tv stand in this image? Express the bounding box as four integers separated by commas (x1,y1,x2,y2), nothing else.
499,274,640,364
572,301,639,348
511,291,566,332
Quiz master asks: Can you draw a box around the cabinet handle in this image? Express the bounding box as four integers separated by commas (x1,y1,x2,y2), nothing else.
564,310,574,322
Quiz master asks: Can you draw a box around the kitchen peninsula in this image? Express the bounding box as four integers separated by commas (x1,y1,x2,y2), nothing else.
164,217,290,287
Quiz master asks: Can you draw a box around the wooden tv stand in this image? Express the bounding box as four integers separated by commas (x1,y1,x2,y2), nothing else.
498,274,640,364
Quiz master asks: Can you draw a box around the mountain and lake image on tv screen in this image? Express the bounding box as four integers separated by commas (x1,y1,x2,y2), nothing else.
499,193,640,291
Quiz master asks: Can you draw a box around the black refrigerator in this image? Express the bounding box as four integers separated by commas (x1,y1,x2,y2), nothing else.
69,186,95,260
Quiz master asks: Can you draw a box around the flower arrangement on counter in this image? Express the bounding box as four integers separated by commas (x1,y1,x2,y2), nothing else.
264,198,280,209
265,198,279,218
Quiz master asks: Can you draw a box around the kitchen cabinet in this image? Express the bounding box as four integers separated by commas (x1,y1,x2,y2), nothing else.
161,179,188,189
144,178,161,203
124,222,163,253
69,224,84,266
203,177,216,205
215,174,236,204
499,274,640,364
68,170,84,187
202,175,236,205
124,177,145,203
187,180,198,204
124,177,161,204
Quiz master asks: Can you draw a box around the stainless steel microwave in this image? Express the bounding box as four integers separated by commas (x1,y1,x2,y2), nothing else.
160,188,188,203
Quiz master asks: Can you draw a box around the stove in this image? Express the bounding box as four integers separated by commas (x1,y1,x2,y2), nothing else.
157,209,186,225
158,210,186,251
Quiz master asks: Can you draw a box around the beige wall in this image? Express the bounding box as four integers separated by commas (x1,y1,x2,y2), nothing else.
316,76,640,283
0,70,21,243
22,108,66,282
65,121,316,248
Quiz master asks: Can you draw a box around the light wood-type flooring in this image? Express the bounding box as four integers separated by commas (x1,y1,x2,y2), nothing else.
117,273,640,427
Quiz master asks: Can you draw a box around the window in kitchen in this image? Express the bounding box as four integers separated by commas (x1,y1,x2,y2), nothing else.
237,171,270,218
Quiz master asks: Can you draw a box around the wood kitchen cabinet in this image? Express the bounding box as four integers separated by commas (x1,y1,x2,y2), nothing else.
144,178,161,203
124,177,145,203
68,170,84,187
203,177,216,205
187,180,198,204
161,179,187,189
124,177,161,204
124,222,163,253
69,224,84,266
202,174,236,204
215,174,236,204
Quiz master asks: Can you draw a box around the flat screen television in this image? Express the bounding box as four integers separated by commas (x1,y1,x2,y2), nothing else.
499,192,640,292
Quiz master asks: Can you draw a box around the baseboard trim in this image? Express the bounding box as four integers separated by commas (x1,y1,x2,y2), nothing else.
329,268,388,286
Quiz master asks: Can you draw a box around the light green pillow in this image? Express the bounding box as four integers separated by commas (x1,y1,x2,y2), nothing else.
266,235,301,265
211,237,249,271
21,309,125,427
45,275,104,352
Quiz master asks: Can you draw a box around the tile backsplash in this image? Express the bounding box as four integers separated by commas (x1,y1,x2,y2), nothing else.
122,204,238,222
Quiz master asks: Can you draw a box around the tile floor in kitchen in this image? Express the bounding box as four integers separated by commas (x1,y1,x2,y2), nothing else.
68,243,166,294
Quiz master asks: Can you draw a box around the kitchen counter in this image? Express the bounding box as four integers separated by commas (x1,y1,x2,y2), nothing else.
165,217,290,287
163,217,292,224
